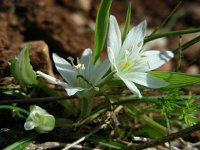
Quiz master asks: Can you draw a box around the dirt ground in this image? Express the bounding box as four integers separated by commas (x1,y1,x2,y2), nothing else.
0,0,200,148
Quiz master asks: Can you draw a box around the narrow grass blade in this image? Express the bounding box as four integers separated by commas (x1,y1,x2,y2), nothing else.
144,28,200,43
150,1,182,35
149,71,200,89
3,136,36,150
122,3,131,42
93,0,112,63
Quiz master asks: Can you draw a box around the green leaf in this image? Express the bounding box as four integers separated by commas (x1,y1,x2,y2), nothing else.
10,45,38,88
93,0,112,63
3,136,35,150
149,71,200,89
122,3,131,42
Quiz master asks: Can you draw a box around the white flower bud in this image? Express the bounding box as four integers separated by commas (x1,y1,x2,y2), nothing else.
24,105,55,133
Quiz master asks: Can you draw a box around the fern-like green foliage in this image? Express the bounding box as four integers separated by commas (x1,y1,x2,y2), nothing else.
179,93,198,126
158,89,198,126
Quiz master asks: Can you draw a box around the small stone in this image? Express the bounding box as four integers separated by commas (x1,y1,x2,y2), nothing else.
186,65,199,74
78,0,92,12
71,13,87,28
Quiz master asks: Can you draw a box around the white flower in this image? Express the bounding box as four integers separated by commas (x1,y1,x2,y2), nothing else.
107,15,174,98
37,48,109,96
24,105,55,133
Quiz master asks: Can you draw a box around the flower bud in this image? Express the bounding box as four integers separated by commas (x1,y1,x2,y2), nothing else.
24,105,55,133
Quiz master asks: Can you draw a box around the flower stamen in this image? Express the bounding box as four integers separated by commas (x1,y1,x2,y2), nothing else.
68,57,85,70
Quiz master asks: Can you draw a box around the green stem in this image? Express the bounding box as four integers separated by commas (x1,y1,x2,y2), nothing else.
144,28,200,43
0,105,29,116
71,94,167,134
176,35,182,72
125,105,168,134
96,94,196,114
75,75,100,119
80,96,93,119
74,108,107,127
174,35,200,54
164,113,172,150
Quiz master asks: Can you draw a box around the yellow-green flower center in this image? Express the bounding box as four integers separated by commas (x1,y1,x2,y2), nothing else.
120,58,133,72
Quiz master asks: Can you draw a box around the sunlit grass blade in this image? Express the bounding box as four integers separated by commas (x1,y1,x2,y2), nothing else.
122,3,131,42
144,28,200,43
149,71,200,89
93,0,112,63
10,45,38,89
3,135,36,150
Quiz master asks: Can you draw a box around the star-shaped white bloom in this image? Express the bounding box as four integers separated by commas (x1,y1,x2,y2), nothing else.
37,48,109,96
107,15,174,98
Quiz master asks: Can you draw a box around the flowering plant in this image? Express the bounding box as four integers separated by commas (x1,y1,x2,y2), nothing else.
3,0,200,149
37,48,110,96
107,15,174,97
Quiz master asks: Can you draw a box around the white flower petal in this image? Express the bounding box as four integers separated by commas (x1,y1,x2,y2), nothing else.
108,15,122,54
81,48,93,66
37,71,83,96
92,59,110,84
24,121,37,130
121,78,142,98
65,87,84,96
37,71,69,87
81,48,95,82
121,20,147,59
107,16,173,98
53,53,76,85
124,72,169,88
133,50,174,72
107,47,117,70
